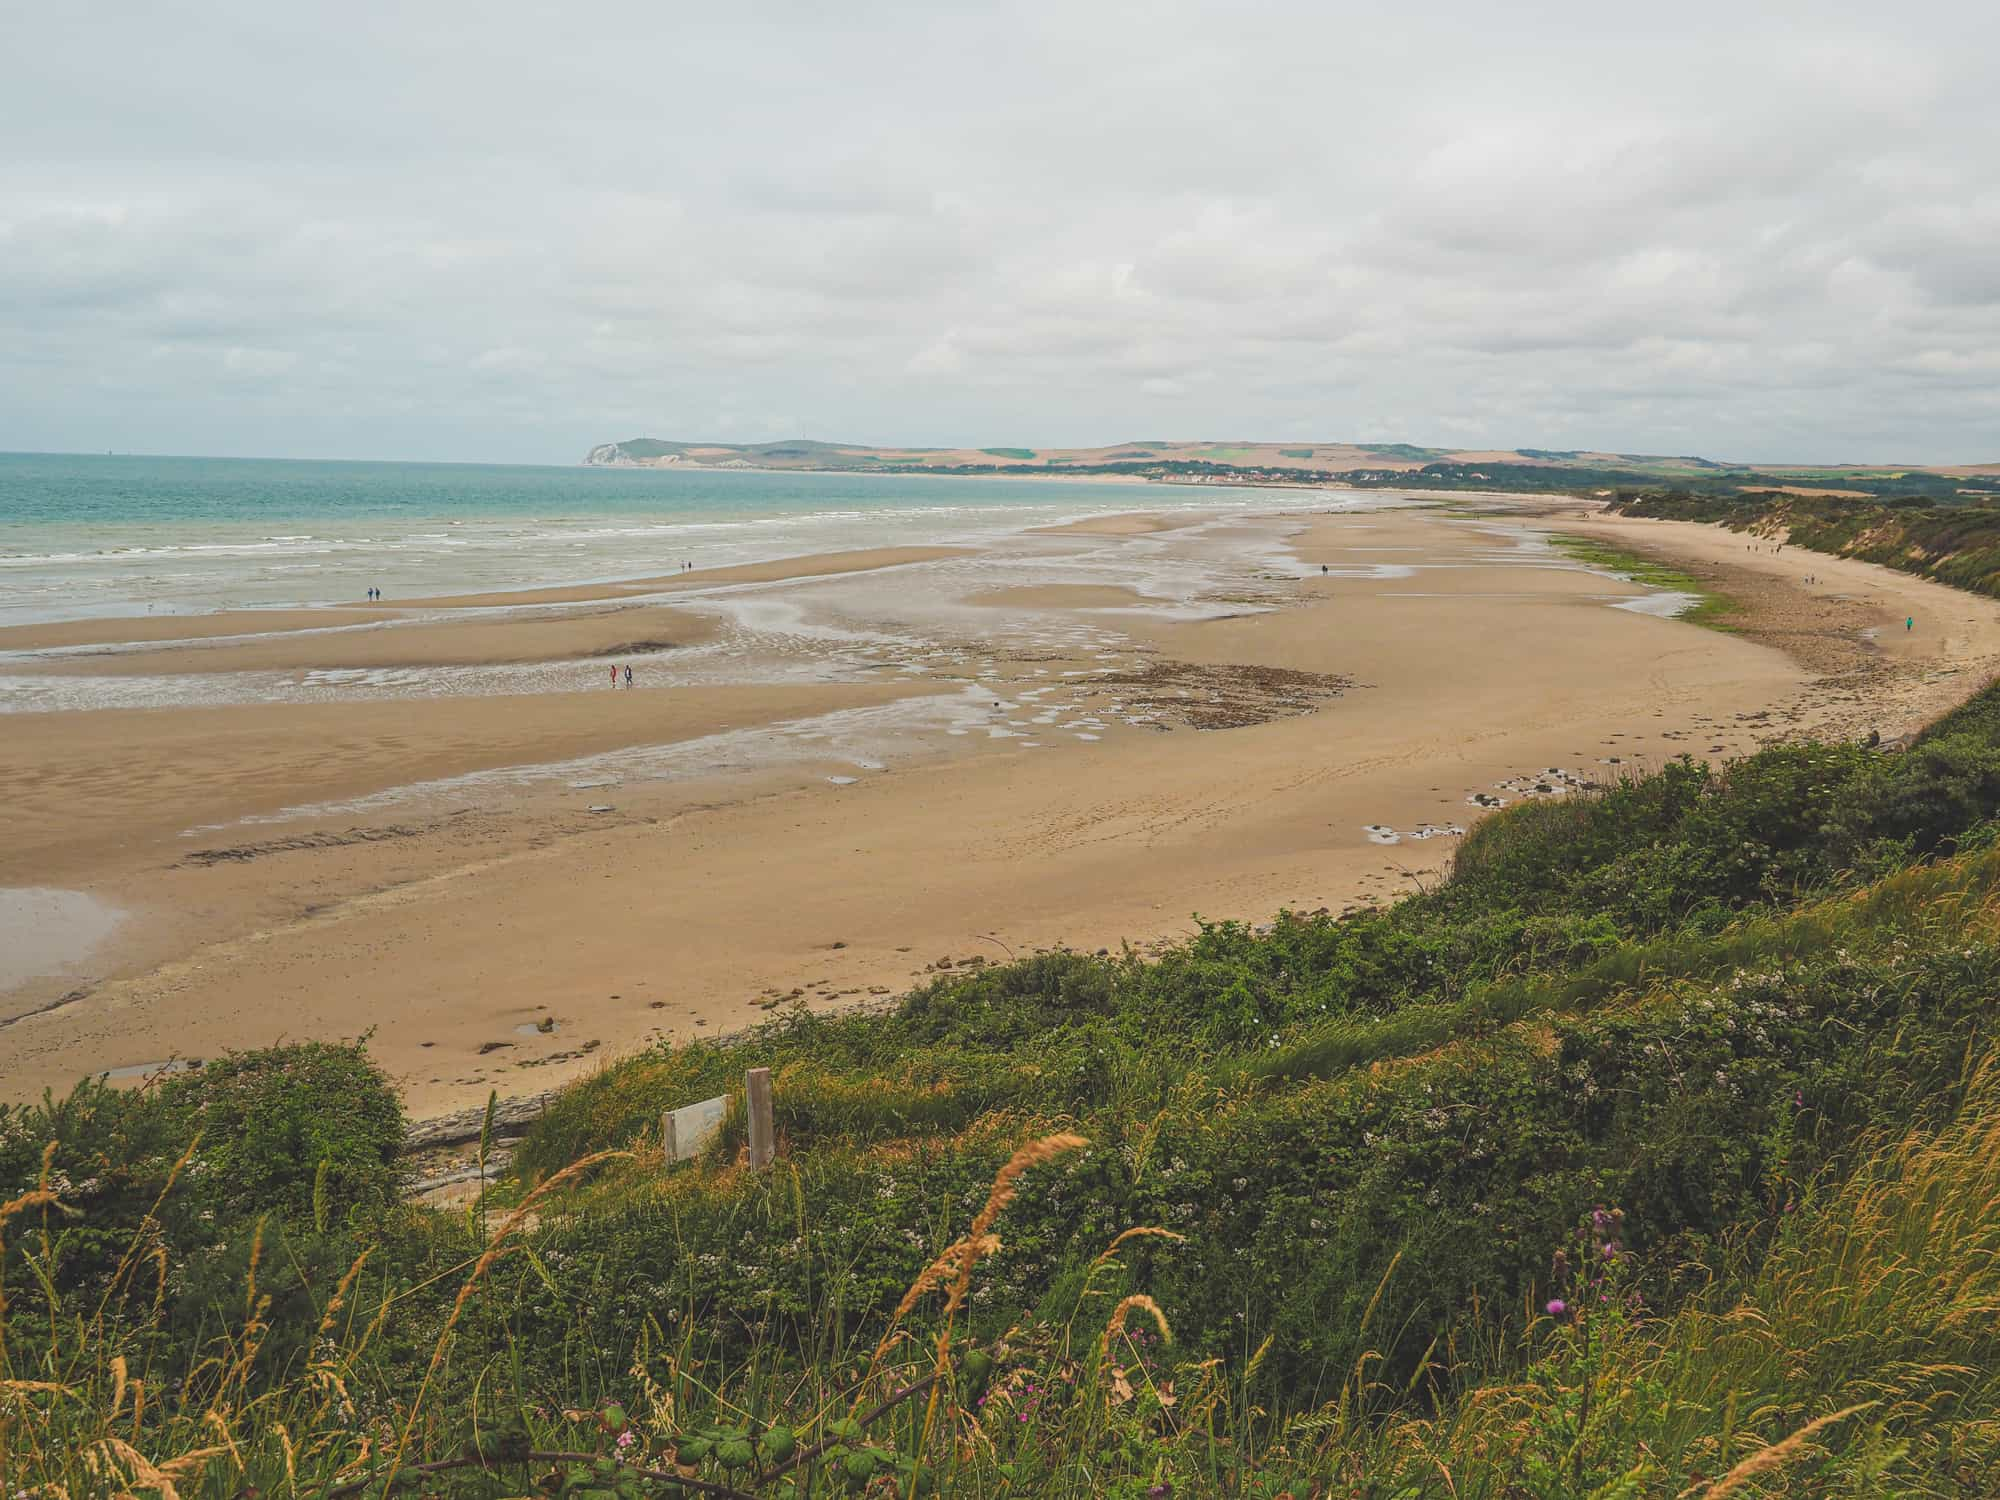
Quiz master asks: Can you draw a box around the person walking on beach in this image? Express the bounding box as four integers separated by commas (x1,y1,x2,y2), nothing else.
624,664,633,689
1907,616,1915,632
610,663,618,688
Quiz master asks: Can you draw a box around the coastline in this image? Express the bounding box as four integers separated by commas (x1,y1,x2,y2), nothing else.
6,495,1998,1119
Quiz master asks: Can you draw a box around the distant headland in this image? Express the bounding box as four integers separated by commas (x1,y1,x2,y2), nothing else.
584,436,2000,501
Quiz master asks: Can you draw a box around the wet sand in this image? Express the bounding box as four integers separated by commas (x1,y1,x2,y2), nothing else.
1,682,936,886
0,607,398,652
972,584,1152,610
1028,514,1197,537
16,604,720,677
5,498,1998,1117
397,546,972,608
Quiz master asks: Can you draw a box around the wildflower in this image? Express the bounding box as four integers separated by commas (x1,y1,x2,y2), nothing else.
1546,1299,1567,1318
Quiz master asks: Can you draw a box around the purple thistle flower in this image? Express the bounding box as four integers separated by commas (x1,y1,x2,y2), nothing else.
1546,1298,1567,1318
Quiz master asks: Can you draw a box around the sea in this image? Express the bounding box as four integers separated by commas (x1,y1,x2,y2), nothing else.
0,452,1315,626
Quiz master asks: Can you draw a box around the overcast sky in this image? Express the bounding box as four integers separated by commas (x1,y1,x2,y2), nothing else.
3,2,1996,466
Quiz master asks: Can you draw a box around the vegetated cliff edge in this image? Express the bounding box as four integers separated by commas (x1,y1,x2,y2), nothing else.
1615,486,2000,599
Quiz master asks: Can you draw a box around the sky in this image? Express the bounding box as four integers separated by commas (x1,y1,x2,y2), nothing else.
2,1,1996,467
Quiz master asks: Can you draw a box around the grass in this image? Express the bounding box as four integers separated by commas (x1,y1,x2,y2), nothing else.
1312,1060,2000,1495
1550,532,1740,630
15,1007,2000,1494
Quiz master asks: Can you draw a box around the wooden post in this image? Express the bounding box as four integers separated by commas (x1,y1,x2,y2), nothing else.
746,1067,775,1168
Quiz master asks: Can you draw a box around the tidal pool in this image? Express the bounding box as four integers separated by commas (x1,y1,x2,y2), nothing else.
0,887,125,992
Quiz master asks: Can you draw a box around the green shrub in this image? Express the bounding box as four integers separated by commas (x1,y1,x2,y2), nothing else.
155,1039,404,1227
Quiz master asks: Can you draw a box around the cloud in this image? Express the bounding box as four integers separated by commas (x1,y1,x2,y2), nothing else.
0,0,1995,462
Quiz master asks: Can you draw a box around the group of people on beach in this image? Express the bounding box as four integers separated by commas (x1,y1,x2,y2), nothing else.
365,586,383,601
610,663,633,688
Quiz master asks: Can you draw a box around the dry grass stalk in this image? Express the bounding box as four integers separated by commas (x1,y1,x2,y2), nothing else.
1686,1402,1874,1498
274,1422,299,1488
1099,1294,1172,1362
1090,1227,1185,1269
907,1132,1089,1490
861,1234,1002,1382
85,1435,230,1500
376,1147,632,1496
943,1132,1088,1322
0,1143,64,1426
205,1407,246,1473
92,1132,201,1336
0,1187,59,1231
316,1247,375,1341
895,1236,1001,1327
159,1444,230,1481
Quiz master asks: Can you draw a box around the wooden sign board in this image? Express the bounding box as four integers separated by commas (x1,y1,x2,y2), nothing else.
663,1094,727,1164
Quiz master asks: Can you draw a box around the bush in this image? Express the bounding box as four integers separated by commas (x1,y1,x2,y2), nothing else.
155,1039,405,1228
1,1040,403,1315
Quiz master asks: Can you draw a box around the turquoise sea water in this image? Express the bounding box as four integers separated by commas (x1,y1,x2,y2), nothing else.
0,452,1286,624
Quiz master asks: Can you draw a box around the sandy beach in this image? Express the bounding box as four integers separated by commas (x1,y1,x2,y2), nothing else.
5,496,1998,1118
